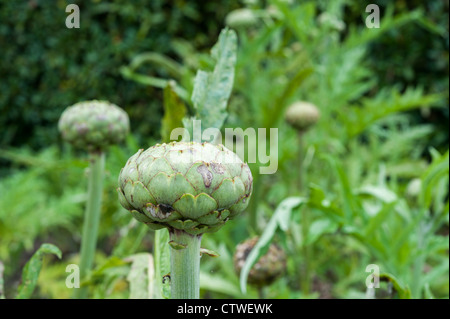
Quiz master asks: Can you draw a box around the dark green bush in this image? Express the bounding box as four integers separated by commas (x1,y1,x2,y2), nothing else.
344,0,449,149
0,0,238,150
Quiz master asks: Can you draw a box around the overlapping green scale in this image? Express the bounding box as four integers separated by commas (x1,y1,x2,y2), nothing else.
118,142,253,235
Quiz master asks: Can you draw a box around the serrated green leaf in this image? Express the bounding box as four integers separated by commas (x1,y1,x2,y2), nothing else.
154,228,171,299
188,28,237,136
161,81,187,143
126,253,154,299
15,243,62,299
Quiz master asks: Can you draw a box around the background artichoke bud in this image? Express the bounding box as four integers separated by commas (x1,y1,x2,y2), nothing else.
234,237,287,287
225,8,258,29
58,100,129,152
117,142,253,235
285,101,320,132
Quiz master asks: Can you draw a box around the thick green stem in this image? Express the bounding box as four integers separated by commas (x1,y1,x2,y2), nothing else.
169,230,202,299
248,172,260,231
75,151,105,299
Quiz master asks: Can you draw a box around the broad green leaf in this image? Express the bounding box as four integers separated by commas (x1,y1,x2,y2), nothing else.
186,28,237,138
240,197,305,294
154,228,171,299
15,243,62,299
126,253,154,299
161,81,187,143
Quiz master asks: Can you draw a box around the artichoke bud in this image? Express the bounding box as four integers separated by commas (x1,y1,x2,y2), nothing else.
234,237,286,287
225,8,258,29
117,142,253,236
58,100,129,152
285,101,320,132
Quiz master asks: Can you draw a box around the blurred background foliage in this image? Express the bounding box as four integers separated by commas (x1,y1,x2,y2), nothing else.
0,0,447,154
0,0,448,299
0,0,240,153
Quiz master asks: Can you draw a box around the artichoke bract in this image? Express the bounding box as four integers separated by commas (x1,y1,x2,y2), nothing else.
234,237,286,287
58,100,129,152
118,141,253,235
285,101,320,132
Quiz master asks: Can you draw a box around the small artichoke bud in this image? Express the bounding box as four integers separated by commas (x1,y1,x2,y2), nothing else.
234,237,286,287
285,101,320,132
117,142,253,235
58,100,129,152
225,8,258,29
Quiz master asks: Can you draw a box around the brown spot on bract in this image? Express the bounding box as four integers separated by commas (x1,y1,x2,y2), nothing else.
211,163,225,175
197,164,213,188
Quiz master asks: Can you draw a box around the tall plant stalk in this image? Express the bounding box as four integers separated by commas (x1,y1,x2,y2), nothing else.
298,132,311,296
75,151,105,299
169,230,202,299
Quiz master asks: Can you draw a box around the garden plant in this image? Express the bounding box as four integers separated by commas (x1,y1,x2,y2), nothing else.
58,100,129,298
0,0,448,301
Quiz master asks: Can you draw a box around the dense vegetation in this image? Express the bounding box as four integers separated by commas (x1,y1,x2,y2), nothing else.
0,0,448,299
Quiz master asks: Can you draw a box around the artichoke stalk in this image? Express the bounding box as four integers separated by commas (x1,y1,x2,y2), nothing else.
118,141,253,298
59,100,129,298
285,101,320,296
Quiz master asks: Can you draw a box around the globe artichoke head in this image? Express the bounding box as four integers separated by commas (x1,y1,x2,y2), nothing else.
285,101,320,132
58,100,129,152
117,142,253,235
234,237,286,287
